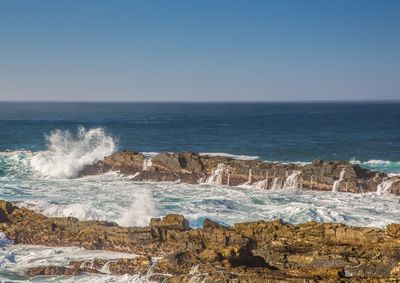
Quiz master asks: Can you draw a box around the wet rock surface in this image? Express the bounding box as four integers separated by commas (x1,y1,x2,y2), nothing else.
1,200,400,281
80,151,398,194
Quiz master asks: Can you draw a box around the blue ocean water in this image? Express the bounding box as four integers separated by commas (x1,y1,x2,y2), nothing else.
0,102,399,171
1,102,400,281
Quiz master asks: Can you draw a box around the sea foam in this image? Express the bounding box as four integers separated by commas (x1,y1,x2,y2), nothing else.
30,127,116,178
199,152,259,160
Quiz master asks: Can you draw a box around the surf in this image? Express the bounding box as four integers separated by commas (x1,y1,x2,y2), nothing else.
29,127,116,179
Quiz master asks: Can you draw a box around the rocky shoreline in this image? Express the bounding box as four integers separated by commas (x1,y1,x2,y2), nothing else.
80,151,400,194
2,152,400,281
2,199,400,281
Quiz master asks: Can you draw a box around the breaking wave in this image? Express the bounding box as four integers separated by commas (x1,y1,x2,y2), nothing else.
30,127,116,178
199,152,259,160
350,158,400,173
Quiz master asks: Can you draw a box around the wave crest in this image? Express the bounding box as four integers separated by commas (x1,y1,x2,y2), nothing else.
199,152,259,160
31,127,116,178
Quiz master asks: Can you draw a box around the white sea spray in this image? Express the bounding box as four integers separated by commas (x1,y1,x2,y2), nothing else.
30,127,116,178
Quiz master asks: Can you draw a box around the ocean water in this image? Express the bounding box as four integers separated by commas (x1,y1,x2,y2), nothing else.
1,102,400,282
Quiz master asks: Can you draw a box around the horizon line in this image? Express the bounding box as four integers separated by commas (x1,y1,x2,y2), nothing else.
0,99,400,104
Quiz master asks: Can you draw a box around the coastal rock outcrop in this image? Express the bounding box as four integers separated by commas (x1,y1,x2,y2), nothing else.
1,200,400,281
79,151,395,194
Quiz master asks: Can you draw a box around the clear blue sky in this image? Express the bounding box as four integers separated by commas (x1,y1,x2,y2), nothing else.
0,0,399,101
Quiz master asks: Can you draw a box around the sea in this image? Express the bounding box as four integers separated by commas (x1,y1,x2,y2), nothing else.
0,102,400,282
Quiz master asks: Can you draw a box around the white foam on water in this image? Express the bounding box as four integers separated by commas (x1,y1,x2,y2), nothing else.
205,163,225,184
0,150,33,177
0,245,152,282
364,160,393,165
117,187,158,227
388,173,400,177
199,152,259,160
19,201,108,222
263,160,311,166
1,173,400,280
141,152,159,158
3,140,400,281
283,171,301,189
30,127,116,179
349,158,400,173
271,177,283,190
152,182,400,228
377,179,394,195
1,154,400,231
249,179,269,190
332,168,346,192
1,173,159,227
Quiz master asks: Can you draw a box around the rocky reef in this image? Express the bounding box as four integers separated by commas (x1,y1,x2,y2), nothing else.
79,151,400,194
2,200,400,281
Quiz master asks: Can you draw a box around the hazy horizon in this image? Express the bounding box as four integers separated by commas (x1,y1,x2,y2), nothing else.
1,0,399,102
1,99,400,103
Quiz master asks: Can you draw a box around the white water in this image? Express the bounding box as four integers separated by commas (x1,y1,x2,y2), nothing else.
377,180,394,195
251,178,269,190
2,129,400,281
1,169,400,281
206,163,225,184
350,158,400,173
199,152,259,160
0,245,153,282
271,177,283,190
142,158,152,171
283,171,301,189
30,127,116,179
332,167,346,192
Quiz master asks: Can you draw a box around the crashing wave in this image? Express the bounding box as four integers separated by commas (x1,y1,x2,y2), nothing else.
30,127,116,178
19,201,108,222
350,158,400,173
117,187,158,227
199,152,259,160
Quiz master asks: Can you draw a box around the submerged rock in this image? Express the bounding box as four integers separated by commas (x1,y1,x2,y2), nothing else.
78,151,396,195
1,200,400,281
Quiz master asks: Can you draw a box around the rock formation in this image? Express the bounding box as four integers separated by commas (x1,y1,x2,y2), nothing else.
2,200,400,281
79,151,400,194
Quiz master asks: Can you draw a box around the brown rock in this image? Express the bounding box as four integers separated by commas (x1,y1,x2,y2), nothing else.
25,266,81,277
77,150,394,196
203,218,227,229
2,200,400,281
151,214,190,230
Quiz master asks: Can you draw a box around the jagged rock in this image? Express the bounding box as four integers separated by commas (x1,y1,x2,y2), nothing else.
3,200,400,281
389,177,400,195
25,266,81,276
203,218,227,229
78,151,394,195
0,200,13,222
25,265,102,277
79,151,144,176
150,214,190,230
151,152,204,174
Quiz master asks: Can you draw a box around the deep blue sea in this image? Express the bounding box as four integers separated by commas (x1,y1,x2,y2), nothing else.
1,102,400,281
1,102,400,171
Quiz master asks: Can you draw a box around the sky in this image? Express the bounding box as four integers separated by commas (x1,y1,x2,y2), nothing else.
0,0,399,102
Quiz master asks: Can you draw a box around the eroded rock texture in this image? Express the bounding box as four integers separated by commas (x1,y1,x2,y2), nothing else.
1,200,400,281
80,151,400,194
